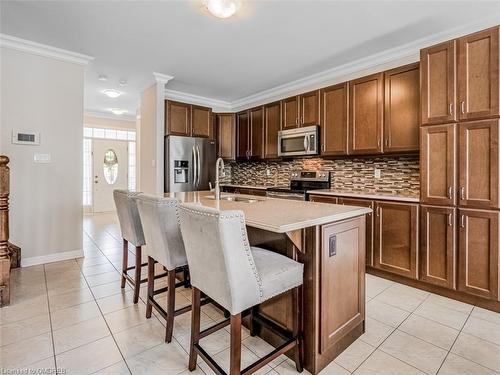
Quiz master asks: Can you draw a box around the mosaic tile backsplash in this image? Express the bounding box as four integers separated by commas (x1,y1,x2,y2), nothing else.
221,156,420,197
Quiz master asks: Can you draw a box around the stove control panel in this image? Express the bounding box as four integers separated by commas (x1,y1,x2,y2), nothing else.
290,170,330,182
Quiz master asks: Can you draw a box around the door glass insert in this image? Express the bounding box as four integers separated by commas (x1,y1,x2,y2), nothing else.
103,149,119,184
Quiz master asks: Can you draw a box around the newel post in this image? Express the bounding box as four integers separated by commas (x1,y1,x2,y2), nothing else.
0,155,12,306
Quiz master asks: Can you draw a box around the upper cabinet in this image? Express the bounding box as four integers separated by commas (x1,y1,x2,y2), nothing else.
236,110,250,160
249,106,264,160
384,63,420,153
281,96,300,130
320,83,348,156
165,100,212,138
458,27,500,121
281,91,320,130
264,101,281,159
349,73,384,155
216,113,236,160
421,40,457,125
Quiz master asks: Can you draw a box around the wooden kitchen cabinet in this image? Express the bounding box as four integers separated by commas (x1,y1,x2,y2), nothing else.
420,205,456,289
458,119,500,209
236,110,250,160
420,124,457,206
309,195,338,204
264,101,281,159
281,96,300,130
421,40,457,125
165,100,191,136
191,105,212,138
373,201,418,279
458,209,499,300
458,26,500,121
216,113,236,160
349,73,384,155
338,197,374,267
384,63,420,153
320,83,348,156
250,106,264,159
300,90,321,126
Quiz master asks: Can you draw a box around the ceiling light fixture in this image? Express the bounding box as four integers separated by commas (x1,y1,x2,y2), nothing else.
119,79,127,86
98,75,108,82
103,89,122,98
202,0,240,19
110,108,126,116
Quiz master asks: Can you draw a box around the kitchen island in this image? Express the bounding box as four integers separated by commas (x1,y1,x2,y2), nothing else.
165,191,371,374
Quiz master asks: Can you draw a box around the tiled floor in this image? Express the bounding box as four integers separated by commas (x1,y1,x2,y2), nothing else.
1,212,500,374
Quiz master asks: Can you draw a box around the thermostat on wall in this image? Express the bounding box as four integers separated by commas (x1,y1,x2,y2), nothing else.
12,130,40,145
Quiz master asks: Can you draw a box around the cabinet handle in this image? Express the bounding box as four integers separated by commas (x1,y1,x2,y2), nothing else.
460,187,465,200
376,206,380,216
321,144,325,152
449,103,453,115
295,118,299,126
448,213,453,226
448,186,453,199
301,117,304,125
385,139,389,147
460,214,465,228
461,101,465,114
377,139,381,148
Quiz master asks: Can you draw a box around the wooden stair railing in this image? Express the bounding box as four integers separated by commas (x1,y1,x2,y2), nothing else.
1,156,21,307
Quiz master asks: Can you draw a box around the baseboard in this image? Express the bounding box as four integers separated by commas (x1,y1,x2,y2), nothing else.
21,249,84,267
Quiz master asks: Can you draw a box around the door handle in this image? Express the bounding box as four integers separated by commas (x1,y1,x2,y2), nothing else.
449,103,453,115
196,146,201,187
460,214,465,228
448,213,453,226
303,136,309,152
192,146,196,185
448,186,453,199
461,101,465,114
460,187,465,200
376,206,380,216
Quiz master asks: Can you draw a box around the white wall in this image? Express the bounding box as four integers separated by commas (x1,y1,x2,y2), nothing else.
138,84,157,194
0,47,86,266
84,115,136,130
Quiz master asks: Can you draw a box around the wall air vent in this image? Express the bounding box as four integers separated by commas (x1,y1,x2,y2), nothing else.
12,131,40,145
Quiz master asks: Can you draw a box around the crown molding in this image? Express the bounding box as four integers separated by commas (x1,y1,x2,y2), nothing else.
164,89,232,112
153,72,174,84
84,109,137,122
0,34,94,66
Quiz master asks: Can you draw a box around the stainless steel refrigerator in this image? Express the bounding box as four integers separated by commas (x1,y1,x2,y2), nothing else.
164,136,216,193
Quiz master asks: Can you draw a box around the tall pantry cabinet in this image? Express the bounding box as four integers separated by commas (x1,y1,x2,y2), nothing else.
420,26,500,301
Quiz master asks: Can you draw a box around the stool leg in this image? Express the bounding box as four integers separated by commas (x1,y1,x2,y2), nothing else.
146,256,154,318
165,270,176,343
230,313,242,375
292,285,304,372
133,246,141,304
121,239,128,288
249,307,257,337
189,287,201,371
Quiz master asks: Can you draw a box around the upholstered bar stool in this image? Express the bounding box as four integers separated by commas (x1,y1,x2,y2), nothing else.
178,203,304,375
113,189,148,303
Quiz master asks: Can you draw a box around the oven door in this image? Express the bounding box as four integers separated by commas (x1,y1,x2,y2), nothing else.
278,126,318,157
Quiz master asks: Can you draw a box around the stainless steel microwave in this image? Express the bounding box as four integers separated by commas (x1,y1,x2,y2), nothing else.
278,125,319,157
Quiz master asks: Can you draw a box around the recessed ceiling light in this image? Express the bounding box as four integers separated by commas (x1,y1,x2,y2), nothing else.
203,0,240,19
110,108,126,115
98,75,108,82
119,79,127,86
103,89,122,98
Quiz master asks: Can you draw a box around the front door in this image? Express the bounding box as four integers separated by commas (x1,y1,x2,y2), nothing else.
93,139,128,212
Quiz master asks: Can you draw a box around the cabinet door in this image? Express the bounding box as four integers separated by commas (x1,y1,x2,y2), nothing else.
281,96,299,130
420,206,456,289
458,119,499,209
458,209,499,300
264,102,281,159
238,188,266,197
236,111,250,160
421,40,457,125
216,114,236,160
458,26,499,121
309,195,338,204
420,124,457,206
349,73,384,155
300,90,320,126
339,198,374,267
320,83,348,156
384,63,420,152
191,105,212,138
374,201,418,279
249,106,264,159
165,100,191,136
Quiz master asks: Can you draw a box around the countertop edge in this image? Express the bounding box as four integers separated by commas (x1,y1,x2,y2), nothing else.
308,190,420,203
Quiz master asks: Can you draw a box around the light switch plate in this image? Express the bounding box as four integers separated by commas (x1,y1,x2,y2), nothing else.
34,153,51,163
374,169,381,179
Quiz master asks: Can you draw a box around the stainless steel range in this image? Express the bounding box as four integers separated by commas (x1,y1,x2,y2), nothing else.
266,171,330,200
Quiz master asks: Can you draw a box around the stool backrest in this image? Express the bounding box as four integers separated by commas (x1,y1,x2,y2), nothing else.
136,194,187,271
178,203,263,314
113,189,145,247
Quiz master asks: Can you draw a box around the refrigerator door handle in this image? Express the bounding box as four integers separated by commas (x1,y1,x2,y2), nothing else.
192,146,196,187
196,145,201,187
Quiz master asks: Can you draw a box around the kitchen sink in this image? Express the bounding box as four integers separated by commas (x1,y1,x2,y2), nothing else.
206,195,261,203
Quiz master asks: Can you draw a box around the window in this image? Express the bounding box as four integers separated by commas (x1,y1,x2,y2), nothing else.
83,139,92,206
103,149,119,184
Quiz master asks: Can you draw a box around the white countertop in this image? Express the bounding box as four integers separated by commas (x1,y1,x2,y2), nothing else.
308,189,420,203
165,191,371,233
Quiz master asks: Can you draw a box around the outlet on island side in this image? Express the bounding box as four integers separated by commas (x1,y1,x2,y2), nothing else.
374,169,381,179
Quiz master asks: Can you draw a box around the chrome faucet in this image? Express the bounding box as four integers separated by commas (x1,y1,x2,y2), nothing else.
214,157,225,200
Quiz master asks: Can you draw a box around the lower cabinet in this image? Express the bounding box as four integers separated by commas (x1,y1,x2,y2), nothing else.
458,209,499,300
309,195,338,204
221,186,266,197
373,201,419,279
419,205,456,289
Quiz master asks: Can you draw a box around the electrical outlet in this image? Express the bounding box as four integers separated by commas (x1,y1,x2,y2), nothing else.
266,168,272,177
374,169,381,179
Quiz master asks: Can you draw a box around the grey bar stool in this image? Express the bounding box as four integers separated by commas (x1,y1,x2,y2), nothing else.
178,203,304,375
113,189,148,303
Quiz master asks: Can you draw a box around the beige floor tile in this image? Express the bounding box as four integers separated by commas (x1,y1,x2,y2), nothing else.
127,340,188,375
242,335,287,368
0,295,49,325
53,315,110,354
398,314,459,350
6,356,56,373
202,345,273,375
104,303,149,333
426,294,474,315
414,300,469,330
318,361,350,375
438,353,497,375
81,263,116,276
451,332,500,372
374,284,428,312
114,319,165,358
365,274,394,298
93,361,131,374
0,332,53,368
471,307,500,326
334,339,375,372
47,277,89,297
380,330,448,375
177,325,231,356
274,358,312,375
48,288,95,311
359,317,395,347
172,309,215,338
202,303,226,323
78,255,110,267
462,316,500,346
92,281,131,299
366,299,410,328
86,271,122,287
354,349,425,375
97,290,135,314
0,313,51,347
56,336,122,375
50,300,101,331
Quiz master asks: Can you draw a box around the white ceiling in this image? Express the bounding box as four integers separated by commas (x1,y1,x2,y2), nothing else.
1,1,500,118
